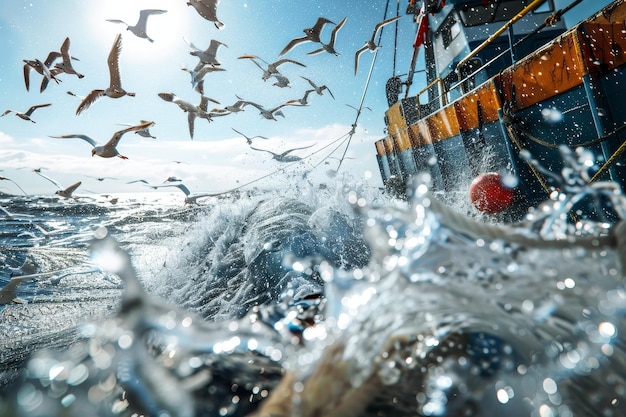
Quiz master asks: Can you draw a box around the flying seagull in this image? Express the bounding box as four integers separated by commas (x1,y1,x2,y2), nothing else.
187,0,224,29
279,17,335,56
238,55,305,81
307,17,347,56
231,127,268,145
22,58,61,92
33,170,82,198
0,176,29,196
158,92,219,139
245,101,291,121
76,33,135,115
1,103,51,123
354,16,401,74
249,143,316,162
50,120,155,159
106,9,167,42
184,37,228,67
53,37,84,79
148,183,217,204
301,76,335,99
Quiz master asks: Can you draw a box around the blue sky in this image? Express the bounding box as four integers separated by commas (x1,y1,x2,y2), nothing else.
0,0,613,196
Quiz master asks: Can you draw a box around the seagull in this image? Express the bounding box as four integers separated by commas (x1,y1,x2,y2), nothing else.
301,76,335,99
211,96,252,114
286,89,316,106
184,37,228,66
249,143,316,162
238,55,305,81
117,120,157,138
53,37,84,79
231,127,268,145
158,92,218,139
354,16,401,74
181,64,225,93
106,9,167,42
23,58,61,92
87,175,118,181
49,120,155,159
76,33,136,115
245,101,291,121
149,183,216,204
187,0,224,29
279,17,335,56
32,170,82,198
0,206,34,220
0,176,29,196
270,73,292,88
307,16,347,56
1,103,51,123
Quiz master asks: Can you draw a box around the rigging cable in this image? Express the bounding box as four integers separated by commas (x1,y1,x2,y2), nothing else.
334,0,395,174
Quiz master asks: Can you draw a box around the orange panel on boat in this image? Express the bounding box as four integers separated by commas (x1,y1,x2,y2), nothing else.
425,106,460,143
578,22,626,74
498,31,586,110
383,135,395,155
454,81,501,131
416,120,432,145
392,130,412,152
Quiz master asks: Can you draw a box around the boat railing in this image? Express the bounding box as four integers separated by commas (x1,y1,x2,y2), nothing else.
455,0,549,74
415,77,446,119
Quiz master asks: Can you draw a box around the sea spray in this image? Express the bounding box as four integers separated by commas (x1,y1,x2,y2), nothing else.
2,167,626,416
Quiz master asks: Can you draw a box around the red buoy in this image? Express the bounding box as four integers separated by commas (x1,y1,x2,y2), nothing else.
469,172,515,214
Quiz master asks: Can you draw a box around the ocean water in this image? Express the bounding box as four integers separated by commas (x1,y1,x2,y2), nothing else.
0,154,625,417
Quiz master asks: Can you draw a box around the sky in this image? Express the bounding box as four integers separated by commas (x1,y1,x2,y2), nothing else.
0,0,613,197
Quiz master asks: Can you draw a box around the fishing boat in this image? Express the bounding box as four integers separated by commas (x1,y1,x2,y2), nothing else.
376,0,626,220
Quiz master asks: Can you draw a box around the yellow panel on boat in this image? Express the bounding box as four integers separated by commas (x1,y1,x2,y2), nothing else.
375,139,386,157
453,81,501,131
499,31,586,110
578,22,626,73
425,106,460,143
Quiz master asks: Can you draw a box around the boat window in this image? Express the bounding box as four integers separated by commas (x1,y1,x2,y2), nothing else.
441,16,462,48
457,0,533,27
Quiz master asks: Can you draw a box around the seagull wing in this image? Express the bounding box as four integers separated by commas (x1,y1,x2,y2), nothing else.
207,39,227,54
105,19,128,26
33,170,63,190
274,58,306,68
329,16,347,46
22,64,31,91
50,134,98,148
44,51,62,67
137,9,167,31
106,121,155,149
25,103,52,116
311,17,335,35
371,16,401,42
280,142,316,156
354,44,369,75
63,181,82,196
279,36,310,56
249,145,276,157
108,33,123,88
76,89,105,115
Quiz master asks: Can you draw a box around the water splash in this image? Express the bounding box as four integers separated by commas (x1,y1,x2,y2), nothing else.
2,171,626,416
